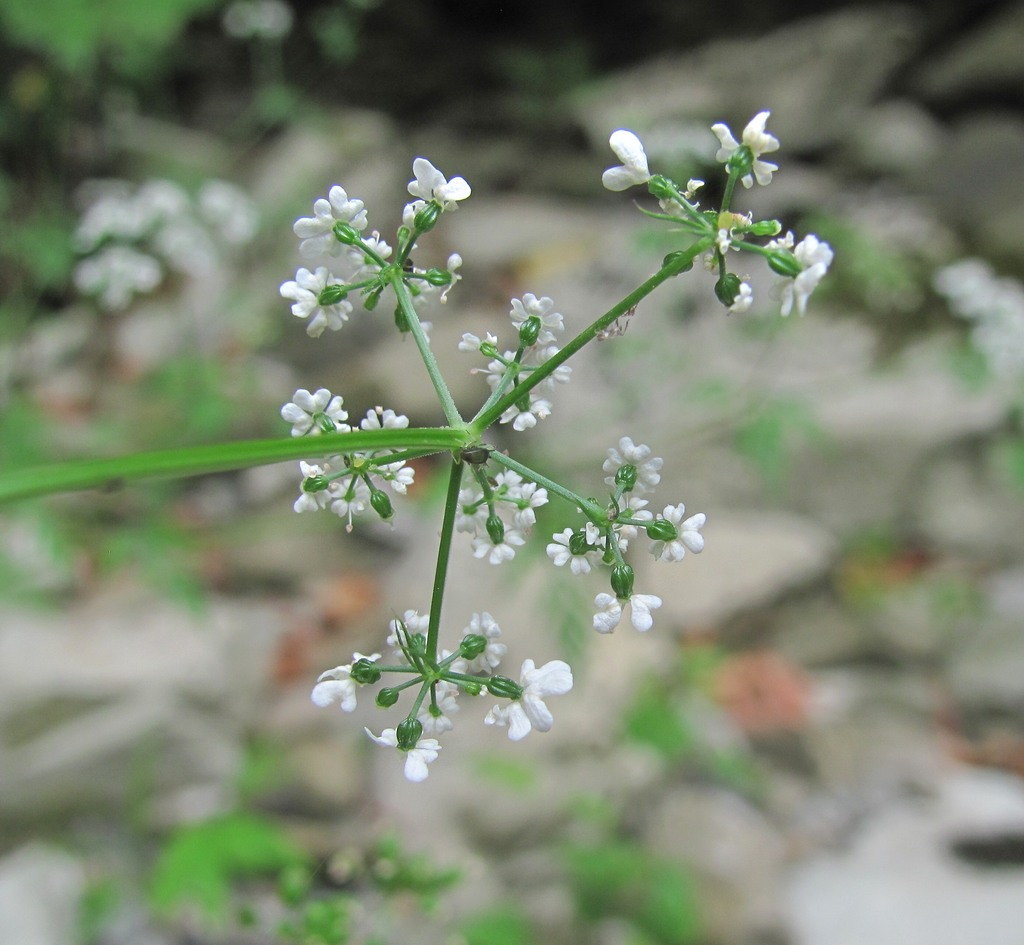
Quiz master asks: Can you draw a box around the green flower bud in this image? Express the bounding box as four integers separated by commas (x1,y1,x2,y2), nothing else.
767,248,801,278
376,687,400,708
302,474,330,493
423,267,452,286
645,519,678,542
414,201,441,233
370,489,393,520
715,272,743,307
396,717,423,750
332,221,361,245
364,286,383,311
393,305,410,333
568,529,591,556
460,633,488,659
351,658,382,684
646,174,675,201
313,411,337,434
406,633,427,658
662,251,694,274
614,464,638,491
487,675,524,700
397,225,411,244
726,145,754,179
518,315,541,347
460,679,483,697
479,340,499,358
748,219,782,237
486,513,505,546
610,564,635,599
318,283,348,306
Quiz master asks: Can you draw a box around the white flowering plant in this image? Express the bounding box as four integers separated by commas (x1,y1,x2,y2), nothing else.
0,112,832,782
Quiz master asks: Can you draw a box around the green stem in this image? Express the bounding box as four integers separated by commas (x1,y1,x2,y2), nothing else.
387,272,463,427
425,457,465,663
486,450,604,520
0,427,468,503
470,239,713,433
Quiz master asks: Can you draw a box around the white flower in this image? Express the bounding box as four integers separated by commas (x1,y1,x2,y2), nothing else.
649,504,706,562
484,658,574,740
279,266,352,337
729,281,754,314
310,652,380,712
293,460,334,513
711,111,780,188
329,478,372,531
593,592,662,633
73,246,162,310
603,437,663,493
364,727,441,782
509,293,563,344
293,185,368,258
360,406,410,431
418,682,461,735
198,180,259,246
546,527,601,575
407,157,471,210
472,529,525,564
462,611,507,672
602,130,652,192
280,388,349,436
779,233,834,316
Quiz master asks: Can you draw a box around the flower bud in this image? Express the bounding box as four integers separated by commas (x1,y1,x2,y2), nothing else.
332,221,361,245
460,679,483,697
423,267,452,286
726,145,754,180
518,315,541,348
318,283,348,306
396,717,423,750
376,687,400,707
568,529,591,556
370,489,394,521
748,219,782,237
302,474,330,493
714,272,743,308
312,411,337,434
614,464,638,491
414,201,441,233
351,658,382,684
766,248,801,278
646,175,675,201
487,675,524,700
610,564,635,599
460,633,488,659
393,306,410,333
480,340,499,358
364,287,383,311
662,251,694,274
645,519,678,542
486,513,505,546
406,633,427,658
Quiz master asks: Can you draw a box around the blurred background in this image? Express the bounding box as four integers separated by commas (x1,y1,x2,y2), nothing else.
3,0,1024,943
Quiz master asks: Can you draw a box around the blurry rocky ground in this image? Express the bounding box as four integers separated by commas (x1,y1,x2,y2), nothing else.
4,3,1024,944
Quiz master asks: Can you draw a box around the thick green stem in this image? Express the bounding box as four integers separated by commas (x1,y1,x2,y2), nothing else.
425,457,465,662
470,239,713,433
388,272,463,427
0,427,468,503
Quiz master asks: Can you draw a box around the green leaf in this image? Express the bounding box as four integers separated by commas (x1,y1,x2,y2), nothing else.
459,905,535,945
149,812,308,922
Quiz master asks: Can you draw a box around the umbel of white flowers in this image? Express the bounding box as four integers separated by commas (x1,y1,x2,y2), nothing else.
289,113,830,781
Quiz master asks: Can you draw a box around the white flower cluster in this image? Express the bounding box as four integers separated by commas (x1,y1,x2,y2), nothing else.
934,258,1024,378
310,610,572,782
460,293,572,430
280,158,468,337
545,436,705,634
456,469,549,564
600,114,833,318
73,178,258,310
281,389,415,530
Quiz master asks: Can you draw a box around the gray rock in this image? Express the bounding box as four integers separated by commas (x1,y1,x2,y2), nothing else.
785,768,1024,945
0,844,85,945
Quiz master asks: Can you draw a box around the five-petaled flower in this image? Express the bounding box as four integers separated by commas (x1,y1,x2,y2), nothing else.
310,652,381,713
780,233,834,316
593,592,662,633
711,111,780,188
365,727,441,782
485,658,574,740
407,158,472,211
